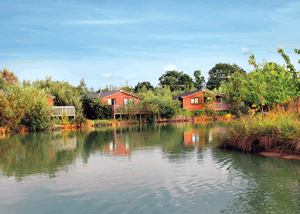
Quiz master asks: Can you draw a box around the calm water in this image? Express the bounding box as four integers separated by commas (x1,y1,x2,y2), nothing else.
0,123,300,214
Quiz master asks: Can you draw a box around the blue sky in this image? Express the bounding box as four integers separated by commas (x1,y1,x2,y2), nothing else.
1,0,300,90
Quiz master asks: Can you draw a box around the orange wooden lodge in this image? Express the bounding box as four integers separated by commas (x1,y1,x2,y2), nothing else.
86,90,142,119
172,89,231,111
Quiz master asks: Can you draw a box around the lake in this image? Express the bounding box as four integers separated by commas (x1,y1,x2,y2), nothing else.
0,122,300,214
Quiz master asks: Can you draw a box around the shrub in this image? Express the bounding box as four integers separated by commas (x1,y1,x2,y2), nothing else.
0,85,52,131
192,109,206,116
176,109,192,118
239,105,250,115
160,105,176,119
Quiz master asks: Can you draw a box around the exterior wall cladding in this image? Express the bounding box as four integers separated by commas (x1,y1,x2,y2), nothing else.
102,91,140,105
182,91,220,111
47,97,54,107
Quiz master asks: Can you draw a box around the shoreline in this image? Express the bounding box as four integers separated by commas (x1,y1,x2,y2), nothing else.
0,116,228,135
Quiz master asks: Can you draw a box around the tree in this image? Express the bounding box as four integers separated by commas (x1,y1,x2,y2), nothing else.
206,63,246,90
223,52,299,108
0,68,19,90
77,78,89,96
158,70,193,92
134,81,154,93
0,85,51,131
90,97,112,120
193,70,205,90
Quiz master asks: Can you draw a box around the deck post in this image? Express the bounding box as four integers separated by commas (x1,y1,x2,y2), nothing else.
139,114,141,123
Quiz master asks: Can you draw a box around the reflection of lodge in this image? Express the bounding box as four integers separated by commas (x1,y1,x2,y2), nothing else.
184,129,206,148
103,131,132,156
184,126,228,148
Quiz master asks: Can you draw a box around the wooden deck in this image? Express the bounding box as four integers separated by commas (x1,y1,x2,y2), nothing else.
211,102,231,111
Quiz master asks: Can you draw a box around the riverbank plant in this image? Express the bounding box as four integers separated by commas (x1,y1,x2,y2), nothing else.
217,99,300,153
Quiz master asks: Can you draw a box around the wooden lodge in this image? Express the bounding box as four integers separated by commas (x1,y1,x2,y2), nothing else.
172,90,231,111
86,90,142,119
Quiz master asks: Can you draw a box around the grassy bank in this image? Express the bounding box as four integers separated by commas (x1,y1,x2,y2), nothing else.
217,100,300,155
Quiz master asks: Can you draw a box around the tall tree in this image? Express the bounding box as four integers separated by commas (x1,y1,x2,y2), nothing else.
0,68,19,89
193,70,205,90
134,81,154,93
77,78,89,96
206,63,245,90
158,70,193,92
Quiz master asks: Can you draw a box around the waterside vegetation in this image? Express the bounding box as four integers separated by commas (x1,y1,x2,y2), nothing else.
0,48,299,138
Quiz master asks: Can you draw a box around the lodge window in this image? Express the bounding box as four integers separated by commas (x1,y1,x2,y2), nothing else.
191,98,199,105
124,98,128,105
107,99,112,105
192,134,200,144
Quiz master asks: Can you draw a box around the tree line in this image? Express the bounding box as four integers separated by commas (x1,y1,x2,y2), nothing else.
0,47,299,131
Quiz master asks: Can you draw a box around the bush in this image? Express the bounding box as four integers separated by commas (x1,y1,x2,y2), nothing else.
0,85,52,131
239,105,250,115
192,109,206,116
176,109,192,118
160,105,176,119
229,107,239,117
217,111,227,117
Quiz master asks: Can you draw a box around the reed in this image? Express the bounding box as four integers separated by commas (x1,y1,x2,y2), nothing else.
217,98,300,153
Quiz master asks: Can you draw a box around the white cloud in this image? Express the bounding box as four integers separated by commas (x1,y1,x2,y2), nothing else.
102,73,113,79
240,47,250,55
163,64,176,71
181,62,187,66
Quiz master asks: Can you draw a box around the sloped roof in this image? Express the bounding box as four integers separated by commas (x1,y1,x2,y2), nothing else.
172,90,225,99
87,90,141,99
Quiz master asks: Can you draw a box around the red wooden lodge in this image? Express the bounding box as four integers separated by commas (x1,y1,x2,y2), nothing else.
86,90,141,119
172,89,231,111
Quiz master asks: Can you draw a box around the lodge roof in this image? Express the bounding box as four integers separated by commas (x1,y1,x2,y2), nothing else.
87,90,141,99
172,90,225,99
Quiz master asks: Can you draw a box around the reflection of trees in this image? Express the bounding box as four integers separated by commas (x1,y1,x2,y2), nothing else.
0,122,231,181
0,131,82,181
212,149,300,213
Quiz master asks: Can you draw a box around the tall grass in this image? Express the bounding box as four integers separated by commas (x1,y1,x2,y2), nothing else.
217,98,300,153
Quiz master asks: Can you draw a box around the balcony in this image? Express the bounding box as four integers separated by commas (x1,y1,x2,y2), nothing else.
52,106,76,117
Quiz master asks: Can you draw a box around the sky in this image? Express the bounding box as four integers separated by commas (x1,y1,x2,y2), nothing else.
1,0,300,90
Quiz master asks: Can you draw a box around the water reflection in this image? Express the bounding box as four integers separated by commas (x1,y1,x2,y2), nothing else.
0,123,227,180
0,122,299,214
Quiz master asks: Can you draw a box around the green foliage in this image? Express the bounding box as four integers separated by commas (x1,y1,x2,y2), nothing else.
160,105,176,119
138,87,180,121
118,98,141,120
134,81,154,93
158,70,194,92
192,109,206,116
32,76,83,117
206,63,246,90
89,97,112,120
218,100,300,153
0,84,51,131
221,51,300,108
176,109,192,118
239,105,250,115
0,68,19,91
193,70,205,90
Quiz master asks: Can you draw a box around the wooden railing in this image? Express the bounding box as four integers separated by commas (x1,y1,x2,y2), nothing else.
52,106,76,116
211,102,231,111
210,101,244,111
